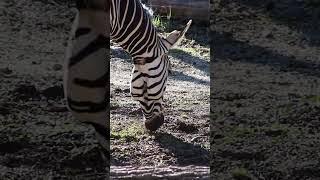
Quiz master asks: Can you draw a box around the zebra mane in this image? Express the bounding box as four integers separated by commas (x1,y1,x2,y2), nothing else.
140,1,154,17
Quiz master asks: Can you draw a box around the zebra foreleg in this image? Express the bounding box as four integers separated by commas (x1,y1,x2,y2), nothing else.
64,9,110,153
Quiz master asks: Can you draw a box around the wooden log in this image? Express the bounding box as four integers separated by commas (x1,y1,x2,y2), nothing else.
110,165,210,179
147,0,209,22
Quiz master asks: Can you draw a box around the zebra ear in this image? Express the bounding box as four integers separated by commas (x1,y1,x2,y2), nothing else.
164,20,192,49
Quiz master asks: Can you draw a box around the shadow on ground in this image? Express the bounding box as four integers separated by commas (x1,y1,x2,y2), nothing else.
170,48,209,75
230,0,320,46
154,132,209,166
212,31,320,78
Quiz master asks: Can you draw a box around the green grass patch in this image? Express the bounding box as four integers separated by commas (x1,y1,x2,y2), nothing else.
221,121,288,137
304,95,320,104
16,133,32,143
152,15,171,30
110,102,121,110
232,167,251,180
152,15,162,28
270,122,288,130
234,125,256,136
111,122,146,142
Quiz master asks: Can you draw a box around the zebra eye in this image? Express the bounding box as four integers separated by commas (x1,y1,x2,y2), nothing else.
133,58,146,65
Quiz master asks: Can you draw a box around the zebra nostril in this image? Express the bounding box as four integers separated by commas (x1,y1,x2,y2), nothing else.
144,113,164,131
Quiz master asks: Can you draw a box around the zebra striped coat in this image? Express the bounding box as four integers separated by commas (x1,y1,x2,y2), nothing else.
64,0,191,151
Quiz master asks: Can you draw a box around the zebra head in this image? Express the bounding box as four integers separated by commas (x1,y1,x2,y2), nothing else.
130,20,192,131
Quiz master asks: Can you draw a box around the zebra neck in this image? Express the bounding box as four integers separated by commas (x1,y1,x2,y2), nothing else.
131,36,168,65
110,0,169,64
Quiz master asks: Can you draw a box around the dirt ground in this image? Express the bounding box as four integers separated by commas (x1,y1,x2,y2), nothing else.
210,0,320,179
110,21,210,167
0,0,209,179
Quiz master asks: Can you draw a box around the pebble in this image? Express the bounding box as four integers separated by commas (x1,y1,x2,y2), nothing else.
53,64,63,71
0,67,13,75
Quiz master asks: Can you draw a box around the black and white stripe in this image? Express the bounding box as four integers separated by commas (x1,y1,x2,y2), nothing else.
64,0,110,155
110,0,191,125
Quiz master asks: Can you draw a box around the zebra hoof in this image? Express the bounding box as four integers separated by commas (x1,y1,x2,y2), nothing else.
144,114,164,131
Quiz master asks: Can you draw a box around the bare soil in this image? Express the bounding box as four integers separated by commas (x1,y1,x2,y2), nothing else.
211,1,320,179
110,21,210,167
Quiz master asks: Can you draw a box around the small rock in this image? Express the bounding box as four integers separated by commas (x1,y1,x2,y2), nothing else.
265,128,285,137
263,30,274,39
123,88,130,93
129,108,143,116
42,85,64,99
288,40,296,45
0,67,13,75
53,63,63,71
114,88,122,94
11,84,40,100
114,88,130,94
47,104,68,112
0,103,11,115
212,133,224,139
85,167,93,171
176,120,198,133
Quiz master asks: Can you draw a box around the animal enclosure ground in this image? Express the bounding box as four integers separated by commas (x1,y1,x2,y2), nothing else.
110,19,210,167
211,1,320,179
0,0,209,179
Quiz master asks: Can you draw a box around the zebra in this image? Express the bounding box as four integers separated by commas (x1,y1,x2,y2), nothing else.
111,0,191,131
64,0,191,151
